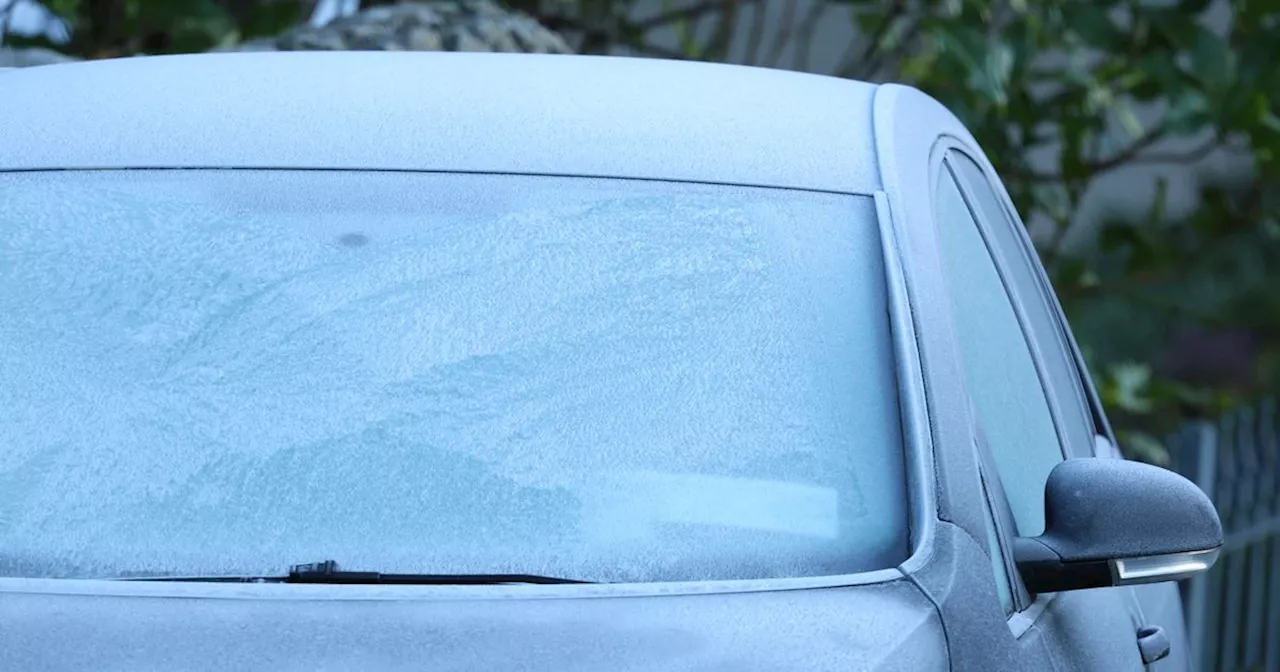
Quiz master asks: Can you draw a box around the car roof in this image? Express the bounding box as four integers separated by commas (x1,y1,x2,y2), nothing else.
0,51,884,194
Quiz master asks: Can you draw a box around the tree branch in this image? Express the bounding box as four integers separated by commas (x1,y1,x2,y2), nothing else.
1124,133,1225,165
1010,130,1225,184
1009,129,1166,182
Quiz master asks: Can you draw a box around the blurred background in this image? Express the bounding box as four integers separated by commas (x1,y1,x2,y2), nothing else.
2,0,1278,669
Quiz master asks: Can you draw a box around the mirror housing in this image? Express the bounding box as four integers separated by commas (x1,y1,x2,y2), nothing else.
1013,458,1223,594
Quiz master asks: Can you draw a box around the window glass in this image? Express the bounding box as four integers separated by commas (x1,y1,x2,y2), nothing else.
0,170,909,582
933,172,1064,536
948,153,1094,453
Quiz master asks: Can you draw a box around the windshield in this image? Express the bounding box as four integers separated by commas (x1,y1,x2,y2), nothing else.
0,170,907,583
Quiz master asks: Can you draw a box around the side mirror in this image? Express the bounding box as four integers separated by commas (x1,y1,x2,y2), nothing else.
1014,458,1223,594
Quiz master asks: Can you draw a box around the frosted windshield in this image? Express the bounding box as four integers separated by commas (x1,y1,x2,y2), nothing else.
0,170,907,582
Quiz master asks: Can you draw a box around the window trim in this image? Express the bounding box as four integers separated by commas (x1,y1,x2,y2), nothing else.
929,143,1073,619
0,170,920,590
979,416,1064,626
942,148,1116,451
938,155,1078,460
873,190,940,568
937,148,1134,633
944,151,1099,454
974,419,1031,614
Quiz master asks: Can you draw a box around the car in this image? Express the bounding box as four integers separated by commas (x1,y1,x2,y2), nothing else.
0,51,1222,671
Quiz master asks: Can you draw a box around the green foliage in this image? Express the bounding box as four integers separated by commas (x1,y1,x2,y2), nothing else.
5,0,301,57
826,0,1280,460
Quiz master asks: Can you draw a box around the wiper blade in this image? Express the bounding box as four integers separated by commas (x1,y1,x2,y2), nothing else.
117,560,593,585
284,560,593,585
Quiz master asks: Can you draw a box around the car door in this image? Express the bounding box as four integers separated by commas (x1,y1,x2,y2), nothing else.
944,149,1191,670
930,149,1148,671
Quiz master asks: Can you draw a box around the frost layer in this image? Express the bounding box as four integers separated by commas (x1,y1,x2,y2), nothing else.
0,171,906,581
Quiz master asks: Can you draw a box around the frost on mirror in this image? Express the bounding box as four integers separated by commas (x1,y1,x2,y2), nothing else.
0,170,907,582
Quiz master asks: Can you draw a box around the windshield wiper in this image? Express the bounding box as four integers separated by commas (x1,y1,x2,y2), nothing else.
117,560,593,585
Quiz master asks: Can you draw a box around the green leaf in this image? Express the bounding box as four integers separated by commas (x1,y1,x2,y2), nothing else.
1119,430,1171,466
1264,218,1280,241
1110,362,1155,414
1134,52,1184,90
1061,3,1125,50
1150,8,1200,49
43,0,80,23
983,41,1014,107
1189,26,1235,90
239,1,303,40
1164,89,1212,134
1114,102,1145,138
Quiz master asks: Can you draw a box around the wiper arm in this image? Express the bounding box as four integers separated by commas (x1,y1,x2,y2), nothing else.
284,560,593,585
116,560,593,585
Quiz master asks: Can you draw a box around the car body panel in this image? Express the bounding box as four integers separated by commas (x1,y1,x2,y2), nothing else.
0,51,880,195
871,84,1179,670
869,83,992,550
0,578,947,672
0,51,1199,671
1131,581,1191,670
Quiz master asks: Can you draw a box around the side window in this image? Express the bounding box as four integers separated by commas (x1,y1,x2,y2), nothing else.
933,169,1064,537
947,152,1096,456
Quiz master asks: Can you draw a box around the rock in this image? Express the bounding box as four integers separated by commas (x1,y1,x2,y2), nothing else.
0,1,573,68
0,46,80,68
405,27,444,51
215,0,573,54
